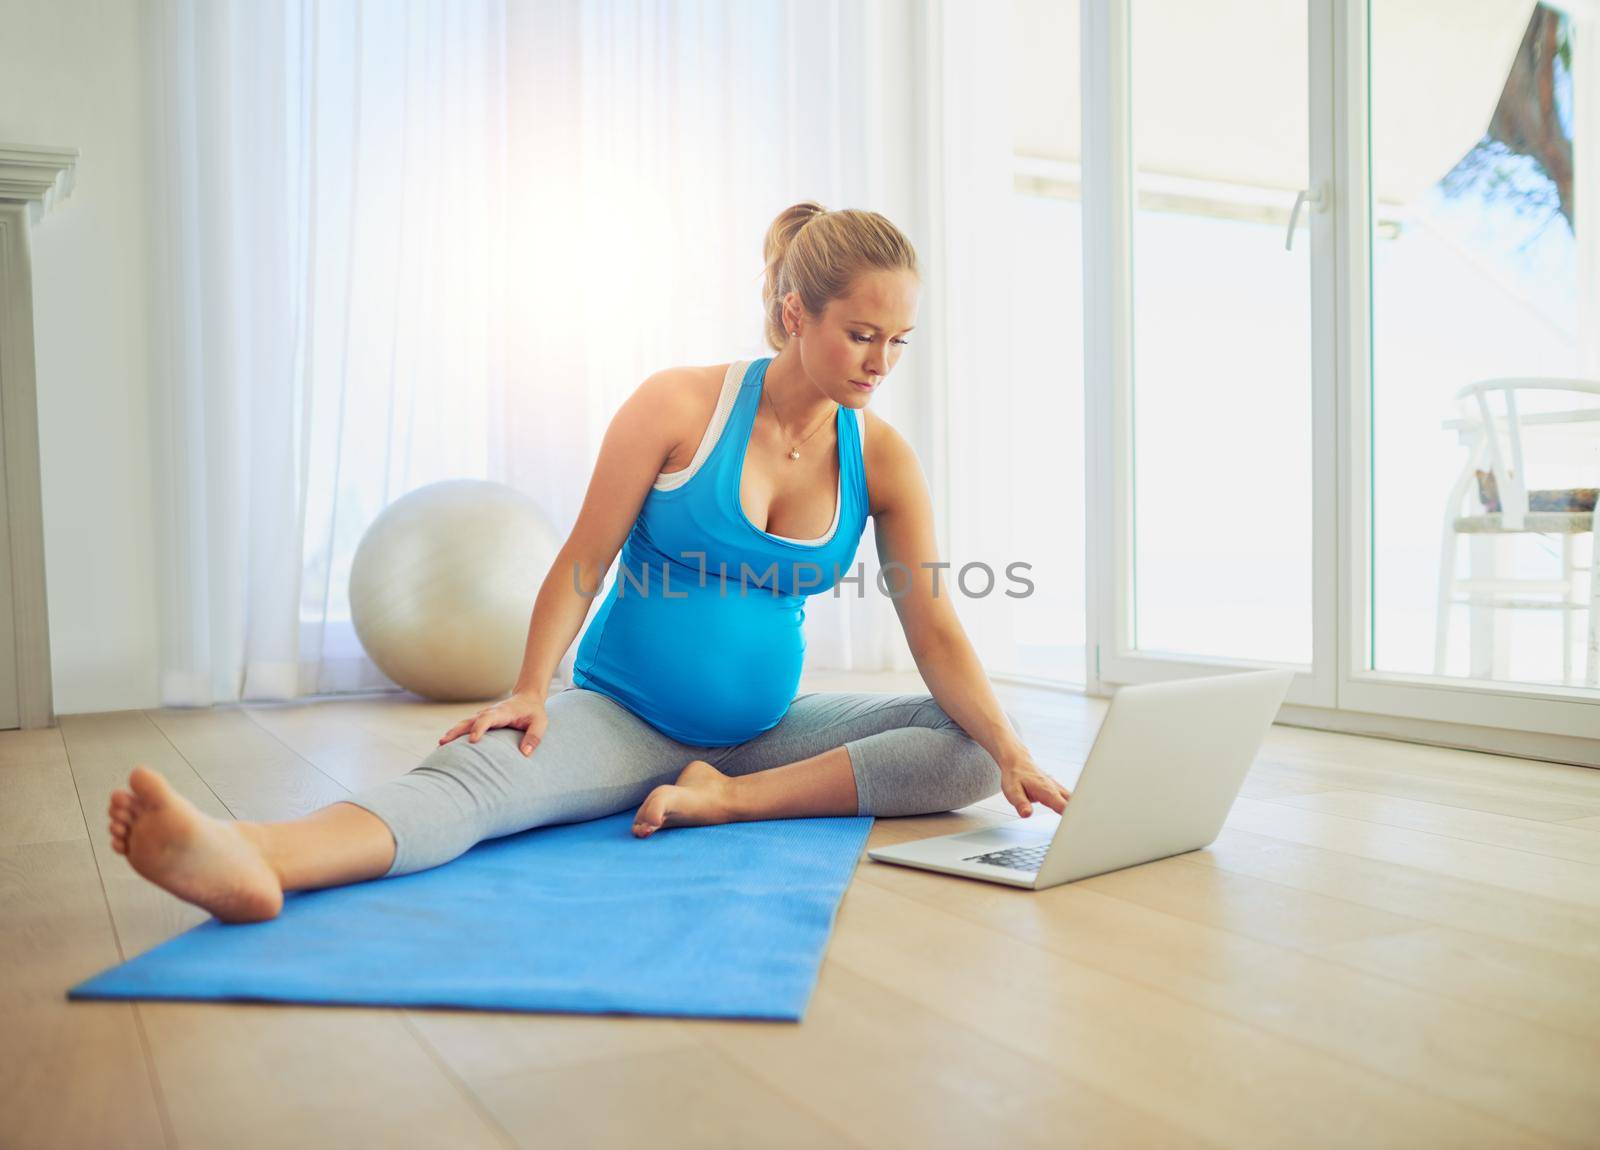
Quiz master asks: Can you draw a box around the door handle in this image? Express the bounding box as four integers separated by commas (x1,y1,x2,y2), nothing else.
1285,185,1326,251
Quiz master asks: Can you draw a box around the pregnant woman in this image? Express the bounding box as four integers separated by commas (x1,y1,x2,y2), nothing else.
107,202,1071,923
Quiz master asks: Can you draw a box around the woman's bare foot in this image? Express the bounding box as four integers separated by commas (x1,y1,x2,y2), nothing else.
632,760,739,838
107,765,284,923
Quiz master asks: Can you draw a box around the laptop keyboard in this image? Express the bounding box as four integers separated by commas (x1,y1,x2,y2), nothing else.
964,843,1049,872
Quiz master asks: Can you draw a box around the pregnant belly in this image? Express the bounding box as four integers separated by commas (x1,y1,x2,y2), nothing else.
576,582,806,745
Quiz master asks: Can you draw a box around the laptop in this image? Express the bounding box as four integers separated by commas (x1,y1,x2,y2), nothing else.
866,668,1296,890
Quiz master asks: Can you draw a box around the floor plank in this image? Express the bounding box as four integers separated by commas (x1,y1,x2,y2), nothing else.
240,703,422,793
0,838,168,1149
1223,796,1600,908
1265,725,1600,801
827,880,1557,1148
142,707,352,821
685,960,1212,1149
1083,851,1600,1041
1255,731,1600,822
137,1003,514,1150
460,1039,851,1149
1249,756,1600,823
857,852,1598,1144
0,724,71,768
1192,827,1600,963
1268,788,1600,865
0,758,90,848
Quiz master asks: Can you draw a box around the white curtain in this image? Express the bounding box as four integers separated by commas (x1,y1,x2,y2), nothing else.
144,0,1012,705
924,0,1020,674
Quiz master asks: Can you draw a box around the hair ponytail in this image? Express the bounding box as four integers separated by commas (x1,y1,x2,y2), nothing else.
760,202,919,351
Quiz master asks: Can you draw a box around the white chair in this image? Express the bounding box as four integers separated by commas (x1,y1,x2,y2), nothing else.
1433,379,1600,687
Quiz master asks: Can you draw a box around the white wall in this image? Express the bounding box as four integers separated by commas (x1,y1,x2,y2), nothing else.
0,0,161,715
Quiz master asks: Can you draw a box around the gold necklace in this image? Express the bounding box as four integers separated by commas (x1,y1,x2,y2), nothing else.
761,384,836,461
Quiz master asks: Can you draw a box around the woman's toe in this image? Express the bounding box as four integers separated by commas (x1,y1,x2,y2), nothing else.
632,788,669,837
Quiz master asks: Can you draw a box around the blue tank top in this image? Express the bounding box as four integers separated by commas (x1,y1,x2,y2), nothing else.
571,357,871,745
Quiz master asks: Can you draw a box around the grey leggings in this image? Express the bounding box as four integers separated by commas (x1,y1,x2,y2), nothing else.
342,686,1016,877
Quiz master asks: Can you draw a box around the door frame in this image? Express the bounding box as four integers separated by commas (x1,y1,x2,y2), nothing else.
0,198,59,729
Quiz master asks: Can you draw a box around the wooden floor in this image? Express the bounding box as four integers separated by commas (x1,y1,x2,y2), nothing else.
4,670,1598,1149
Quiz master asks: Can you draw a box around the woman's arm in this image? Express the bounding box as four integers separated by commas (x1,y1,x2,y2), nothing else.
509,371,695,697
865,415,1070,817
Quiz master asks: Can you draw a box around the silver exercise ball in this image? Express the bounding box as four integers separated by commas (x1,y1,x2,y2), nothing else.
349,479,561,702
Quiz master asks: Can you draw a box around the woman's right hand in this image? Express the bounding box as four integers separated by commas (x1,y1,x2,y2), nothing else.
439,692,549,757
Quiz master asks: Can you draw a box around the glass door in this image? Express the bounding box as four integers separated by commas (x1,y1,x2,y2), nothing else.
1085,0,1338,708
1343,0,1600,740
1084,0,1600,750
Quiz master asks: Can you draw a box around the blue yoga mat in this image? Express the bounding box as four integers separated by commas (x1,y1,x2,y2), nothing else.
69,811,872,1022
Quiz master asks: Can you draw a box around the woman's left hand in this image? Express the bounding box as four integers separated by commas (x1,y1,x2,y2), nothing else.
998,752,1072,818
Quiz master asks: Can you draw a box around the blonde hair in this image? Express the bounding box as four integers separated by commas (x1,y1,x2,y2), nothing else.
760,202,920,352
